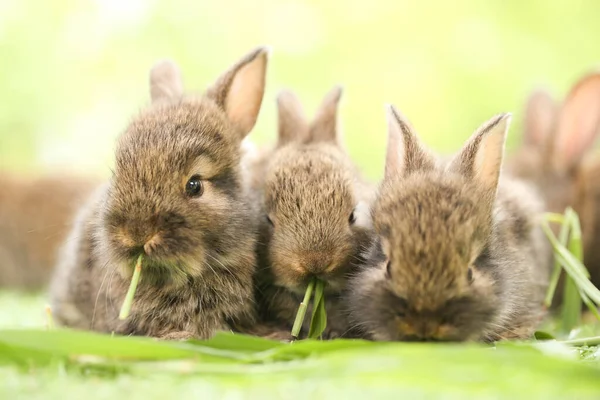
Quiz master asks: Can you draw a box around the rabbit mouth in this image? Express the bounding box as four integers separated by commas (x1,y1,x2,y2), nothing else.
282,275,345,296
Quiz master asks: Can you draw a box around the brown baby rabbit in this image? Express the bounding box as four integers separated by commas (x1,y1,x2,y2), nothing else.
50,47,269,339
507,72,600,290
0,173,98,290
347,106,551,342
251,87,374,339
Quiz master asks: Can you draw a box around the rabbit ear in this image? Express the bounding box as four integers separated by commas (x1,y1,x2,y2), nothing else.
308,85,343,144
523,88,556,147
149,60,184,103
450,113,511,193
554,72,600,171
206,47,269,141
277,90,309,146
384,105,435,181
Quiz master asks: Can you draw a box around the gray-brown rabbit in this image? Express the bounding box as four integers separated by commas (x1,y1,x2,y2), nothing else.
251,87,374,340
49,47,269,340
347,106,551,342
507,72,600,295
0,173,98,290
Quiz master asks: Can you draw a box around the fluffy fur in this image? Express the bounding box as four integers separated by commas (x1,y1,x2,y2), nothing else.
348,106,551,342
50,47,269,339
250,87,374,339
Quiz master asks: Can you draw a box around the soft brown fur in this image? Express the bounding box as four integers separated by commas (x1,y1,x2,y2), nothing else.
0,173,98,290
250,87,374,339
507,72,600,296
50,47,269,339
347,106,551,342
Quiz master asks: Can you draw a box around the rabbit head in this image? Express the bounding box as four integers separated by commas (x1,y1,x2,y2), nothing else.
353,106,511,341
260,87,372,294
99,48,268,286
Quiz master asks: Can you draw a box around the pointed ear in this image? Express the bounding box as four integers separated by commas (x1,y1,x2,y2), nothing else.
308,85,343,144
523,88,556,147
149,60,184,103
450,113,511,192
206,47,269,140
384,105,435,181
554,72,600,171
277,90,309,146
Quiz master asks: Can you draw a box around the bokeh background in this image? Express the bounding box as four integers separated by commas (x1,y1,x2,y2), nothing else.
1,0,599,179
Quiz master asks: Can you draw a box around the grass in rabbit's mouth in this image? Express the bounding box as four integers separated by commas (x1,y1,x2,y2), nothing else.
118,255,143,320
291,277,327,340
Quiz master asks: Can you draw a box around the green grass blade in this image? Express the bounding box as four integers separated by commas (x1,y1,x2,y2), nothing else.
0,329,240,363
580,292,600,321
308,279,327,339
291,279,315,339
562,278,582,331
559,335,600,346
561,209,583,331
544,212,570,307
119,255,143,320
541,221,600,305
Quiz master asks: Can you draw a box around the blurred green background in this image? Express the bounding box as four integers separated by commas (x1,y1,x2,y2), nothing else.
1,0,599,179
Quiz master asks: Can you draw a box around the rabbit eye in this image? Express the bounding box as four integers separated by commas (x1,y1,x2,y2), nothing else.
185,175,204,197
467,268,474,283
266,215,274,227
348,210,357,225
385,261,392,277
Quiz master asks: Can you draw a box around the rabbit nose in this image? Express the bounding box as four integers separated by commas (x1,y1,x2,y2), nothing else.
117,224,158,252
301,253,333,274
143,233,161,255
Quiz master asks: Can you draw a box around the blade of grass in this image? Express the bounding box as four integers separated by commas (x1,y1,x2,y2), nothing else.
561,209,583,331
119,255,143,320
559,336,600,346
291,279,315,339
308,279,327,339
580,292,600,321
45,305,54,330
541,221,600,305
544,212,570,307
544,213,566,224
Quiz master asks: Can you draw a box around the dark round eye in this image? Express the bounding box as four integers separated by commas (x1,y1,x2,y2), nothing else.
185,175,204,197
266,215,274,227
385,260,392,277
348,210,356,225
467,267,474,283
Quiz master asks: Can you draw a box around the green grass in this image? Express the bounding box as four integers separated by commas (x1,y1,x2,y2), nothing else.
1,289,600,399
2,211,600,398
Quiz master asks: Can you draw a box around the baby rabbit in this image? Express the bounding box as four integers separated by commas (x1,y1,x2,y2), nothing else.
252,87,374,339
348,106,551,342
0,173,98,290
50,47,269,339
507,72,600,290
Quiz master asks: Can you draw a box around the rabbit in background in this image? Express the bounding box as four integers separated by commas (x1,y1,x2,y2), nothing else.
507,72,600,292
0,172,99,291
